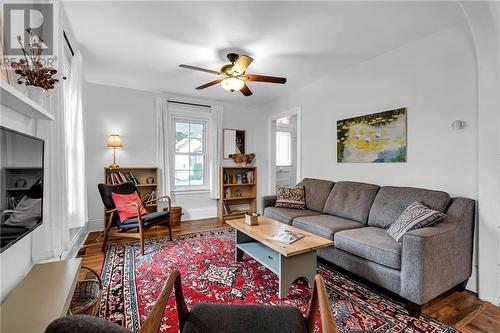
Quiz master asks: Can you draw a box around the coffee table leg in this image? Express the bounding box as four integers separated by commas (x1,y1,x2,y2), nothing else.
235,230,254,262
278,251,317,298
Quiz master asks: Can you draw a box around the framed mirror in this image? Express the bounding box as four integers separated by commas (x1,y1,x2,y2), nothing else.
223,129,245,159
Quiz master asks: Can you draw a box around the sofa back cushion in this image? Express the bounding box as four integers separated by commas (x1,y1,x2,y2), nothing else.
297,178,335,212
368,186,451,228
323,181,379,223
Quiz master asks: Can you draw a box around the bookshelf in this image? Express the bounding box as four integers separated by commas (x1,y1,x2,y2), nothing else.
103,167,159,221
217,166,257,221
2,167,43,209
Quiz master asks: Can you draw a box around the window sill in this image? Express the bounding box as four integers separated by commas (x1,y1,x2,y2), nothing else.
172,188,210,195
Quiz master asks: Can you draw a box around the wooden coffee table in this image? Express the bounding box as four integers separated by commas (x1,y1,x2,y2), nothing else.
226,216,333,297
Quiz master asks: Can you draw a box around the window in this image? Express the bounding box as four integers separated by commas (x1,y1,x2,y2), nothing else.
276,131,292,166
174,120,207,188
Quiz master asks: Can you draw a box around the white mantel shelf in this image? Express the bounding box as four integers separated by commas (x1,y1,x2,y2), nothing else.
0,81,55,120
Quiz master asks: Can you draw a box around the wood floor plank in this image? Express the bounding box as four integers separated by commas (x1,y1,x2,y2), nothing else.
77,218,499,333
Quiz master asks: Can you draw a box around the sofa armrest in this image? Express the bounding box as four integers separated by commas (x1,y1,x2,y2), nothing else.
261,195,277,213
400,197,475,304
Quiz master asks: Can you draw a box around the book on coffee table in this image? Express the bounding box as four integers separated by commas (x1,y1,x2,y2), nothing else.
269,230,304,244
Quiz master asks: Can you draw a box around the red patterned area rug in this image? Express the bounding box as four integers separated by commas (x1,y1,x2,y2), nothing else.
99,228,456,333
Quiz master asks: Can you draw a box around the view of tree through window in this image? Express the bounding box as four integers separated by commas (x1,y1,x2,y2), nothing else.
175,121,206,186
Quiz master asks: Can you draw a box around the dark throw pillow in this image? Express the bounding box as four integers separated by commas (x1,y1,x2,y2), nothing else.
387,201,446,242
275,185,306,210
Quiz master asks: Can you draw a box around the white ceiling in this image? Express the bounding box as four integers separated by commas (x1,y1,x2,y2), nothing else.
63,1,466,105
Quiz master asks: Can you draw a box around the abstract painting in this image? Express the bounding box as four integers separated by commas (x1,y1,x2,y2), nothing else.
337,108,407,163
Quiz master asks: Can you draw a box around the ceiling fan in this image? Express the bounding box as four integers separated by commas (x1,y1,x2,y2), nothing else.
179,53,286,96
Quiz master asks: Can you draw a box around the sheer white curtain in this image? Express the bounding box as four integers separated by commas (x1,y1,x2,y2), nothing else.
209,105,223,199
155,97,172,207
32,2,70,261
65,53,87,228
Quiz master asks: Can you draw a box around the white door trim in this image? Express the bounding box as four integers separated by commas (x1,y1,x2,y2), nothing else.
267,106,302,195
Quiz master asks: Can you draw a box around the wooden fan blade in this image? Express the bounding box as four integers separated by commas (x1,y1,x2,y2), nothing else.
240,83,253,96
246,74,286,84
195,79,222,90
179,64,220,75
231,55,253,75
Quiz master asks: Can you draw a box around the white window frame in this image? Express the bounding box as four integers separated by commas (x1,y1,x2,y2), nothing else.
170,109,212,193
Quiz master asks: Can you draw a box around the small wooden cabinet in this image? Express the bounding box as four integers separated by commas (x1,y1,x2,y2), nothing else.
103,167,159,221
217,166,257,220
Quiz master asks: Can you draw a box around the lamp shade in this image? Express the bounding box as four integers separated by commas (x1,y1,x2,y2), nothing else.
107,134,123,148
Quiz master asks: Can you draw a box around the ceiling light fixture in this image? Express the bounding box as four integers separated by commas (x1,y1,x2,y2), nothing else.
220,77,245,92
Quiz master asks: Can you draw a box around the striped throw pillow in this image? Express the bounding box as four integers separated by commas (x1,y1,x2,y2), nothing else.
387,201,446,242
275,185,306,210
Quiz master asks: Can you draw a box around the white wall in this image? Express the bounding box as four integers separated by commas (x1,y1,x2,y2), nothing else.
84,83,266,230
260,23,479,290
262,24,477,197
0,106,37,302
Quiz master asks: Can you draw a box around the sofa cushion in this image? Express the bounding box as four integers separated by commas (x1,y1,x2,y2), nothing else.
292,214,364,240
263,206,322,225
368,186,451,228
323,181,379,224
297,178,335,212
334,227,402,269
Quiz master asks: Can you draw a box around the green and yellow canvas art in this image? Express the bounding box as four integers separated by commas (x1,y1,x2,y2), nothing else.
337,108,407,163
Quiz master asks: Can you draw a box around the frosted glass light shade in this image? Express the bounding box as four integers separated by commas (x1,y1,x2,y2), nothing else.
221,77,245,91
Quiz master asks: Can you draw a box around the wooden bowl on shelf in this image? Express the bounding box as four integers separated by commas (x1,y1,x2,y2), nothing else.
229,153,255,166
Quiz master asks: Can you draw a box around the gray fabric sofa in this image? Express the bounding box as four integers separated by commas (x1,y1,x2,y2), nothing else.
262,178,475,316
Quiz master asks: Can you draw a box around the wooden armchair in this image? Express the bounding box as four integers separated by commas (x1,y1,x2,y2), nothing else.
98,182,172,255
45,269,339,333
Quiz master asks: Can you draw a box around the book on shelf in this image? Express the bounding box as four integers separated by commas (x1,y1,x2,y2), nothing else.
141,190,156,203
269,230,304,244
224,170,255,185
107,171,139,185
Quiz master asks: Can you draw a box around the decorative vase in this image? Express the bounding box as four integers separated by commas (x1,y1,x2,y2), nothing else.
24,86,45,105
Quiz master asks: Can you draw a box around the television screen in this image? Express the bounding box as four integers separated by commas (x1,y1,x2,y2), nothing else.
0,126,44,253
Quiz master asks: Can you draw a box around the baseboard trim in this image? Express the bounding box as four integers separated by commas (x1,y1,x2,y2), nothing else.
182,206,217,221
87,218,104,232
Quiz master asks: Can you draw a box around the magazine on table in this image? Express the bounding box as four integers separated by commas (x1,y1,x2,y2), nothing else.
269,230,304,244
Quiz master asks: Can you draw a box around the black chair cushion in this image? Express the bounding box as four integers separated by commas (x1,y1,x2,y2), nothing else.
98,182,138,210
98,182,142,226
182,303,307,333
45,315,131,333
118,211,170,230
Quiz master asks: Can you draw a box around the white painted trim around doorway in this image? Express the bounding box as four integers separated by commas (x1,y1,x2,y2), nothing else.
267,106,302,195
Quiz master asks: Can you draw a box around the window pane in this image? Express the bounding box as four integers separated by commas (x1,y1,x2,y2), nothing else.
189,138,203,153
175,155,189,170
276,131,292,166
189,172,204,186
190,123,204,139
175,171,190,186
176,122,190,152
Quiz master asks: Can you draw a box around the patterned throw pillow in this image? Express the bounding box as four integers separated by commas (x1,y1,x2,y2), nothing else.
275,185,306,210
387,201,446,243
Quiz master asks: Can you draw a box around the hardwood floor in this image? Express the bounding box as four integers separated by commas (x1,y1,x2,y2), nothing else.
79,218,499,333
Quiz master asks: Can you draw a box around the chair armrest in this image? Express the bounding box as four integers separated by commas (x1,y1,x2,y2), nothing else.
144,195,172,212
105,202,139,214
139,269,188,333
261,195,277,211
305,274,339,333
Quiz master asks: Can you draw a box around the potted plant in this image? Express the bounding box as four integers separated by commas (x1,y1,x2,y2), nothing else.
10,28,59,105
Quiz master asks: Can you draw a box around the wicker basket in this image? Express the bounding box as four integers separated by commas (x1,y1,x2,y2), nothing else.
68,266,102,316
